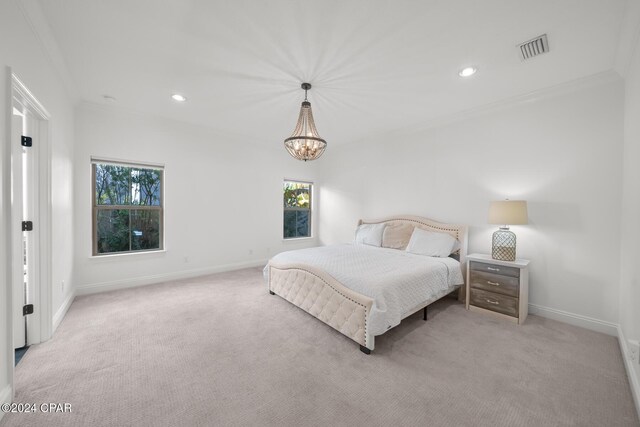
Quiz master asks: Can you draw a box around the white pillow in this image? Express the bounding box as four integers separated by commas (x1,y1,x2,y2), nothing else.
355,223,386,247
405,228,457,257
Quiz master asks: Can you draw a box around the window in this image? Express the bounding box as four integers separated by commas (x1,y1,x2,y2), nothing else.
92,160,163,255
283,180,312,239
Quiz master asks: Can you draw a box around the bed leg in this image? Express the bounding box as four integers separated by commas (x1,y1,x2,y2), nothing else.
423,306,427,321
359,345,371,355
269,290,275,295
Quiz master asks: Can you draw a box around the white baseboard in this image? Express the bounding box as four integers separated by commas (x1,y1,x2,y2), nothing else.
53,289,76,333
528,303,618,336
76,259,268,295
528,304,639,417
617,325,640,421
0,384,11,422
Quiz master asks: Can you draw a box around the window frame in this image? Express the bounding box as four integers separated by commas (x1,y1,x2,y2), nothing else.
91,159,165,256
283,179,313,240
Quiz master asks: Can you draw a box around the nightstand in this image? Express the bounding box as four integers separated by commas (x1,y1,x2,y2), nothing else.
465,253,530,324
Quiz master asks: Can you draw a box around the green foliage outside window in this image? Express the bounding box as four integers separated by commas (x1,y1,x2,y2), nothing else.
93,163,163,255
283,181,311,238
95,165,161,206
283,182,310,208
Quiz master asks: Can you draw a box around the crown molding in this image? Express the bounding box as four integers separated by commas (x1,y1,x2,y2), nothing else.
16,0,79,101
82,69,621,154
77,100,275,148
351,70,623,145
427,70,621,130
614,0,640,78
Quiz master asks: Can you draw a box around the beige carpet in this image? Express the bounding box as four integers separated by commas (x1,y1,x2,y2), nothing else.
1,267,638,427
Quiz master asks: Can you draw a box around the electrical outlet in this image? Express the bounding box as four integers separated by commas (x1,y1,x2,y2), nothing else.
61,280,65,293
248,249,253,255
183,256,189,263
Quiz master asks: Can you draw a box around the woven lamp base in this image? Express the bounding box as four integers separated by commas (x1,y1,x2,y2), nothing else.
492,228,516,261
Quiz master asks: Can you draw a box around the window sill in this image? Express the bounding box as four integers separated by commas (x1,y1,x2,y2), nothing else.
89,249,167,260
282,237,314,242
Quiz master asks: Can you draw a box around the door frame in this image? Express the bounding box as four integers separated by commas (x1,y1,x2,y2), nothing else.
7,71,53,395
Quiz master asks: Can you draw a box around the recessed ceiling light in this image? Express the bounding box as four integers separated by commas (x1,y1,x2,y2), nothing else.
171,94,187,102
458,67,477,78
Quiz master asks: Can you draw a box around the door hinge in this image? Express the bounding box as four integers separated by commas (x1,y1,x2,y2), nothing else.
21,136,32,147
23,304,34,316
22,221,33,231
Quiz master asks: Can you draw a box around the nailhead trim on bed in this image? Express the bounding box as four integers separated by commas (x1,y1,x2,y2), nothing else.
360,217,464,254
269,265,371,347
268,216,467,352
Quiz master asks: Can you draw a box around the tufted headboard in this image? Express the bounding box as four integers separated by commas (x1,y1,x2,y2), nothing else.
358,215,469,282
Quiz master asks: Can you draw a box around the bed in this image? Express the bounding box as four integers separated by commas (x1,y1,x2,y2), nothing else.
264,216,468,354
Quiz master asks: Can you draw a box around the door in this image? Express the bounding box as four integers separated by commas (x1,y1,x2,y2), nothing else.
12,114,25,349
12,109,38,349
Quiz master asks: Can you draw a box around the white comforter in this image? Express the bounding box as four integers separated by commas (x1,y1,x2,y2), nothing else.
264,243,464,336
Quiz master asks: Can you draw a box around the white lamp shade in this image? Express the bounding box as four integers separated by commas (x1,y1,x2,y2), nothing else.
488,200,528,225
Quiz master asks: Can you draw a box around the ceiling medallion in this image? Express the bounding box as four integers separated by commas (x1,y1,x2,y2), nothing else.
284,83,327,161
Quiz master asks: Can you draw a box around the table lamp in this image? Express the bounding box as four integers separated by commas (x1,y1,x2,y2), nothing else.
488,200,528,261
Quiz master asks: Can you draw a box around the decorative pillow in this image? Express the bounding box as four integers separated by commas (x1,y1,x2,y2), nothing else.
355,223,386,247
405,228,457,257
382,223,415,250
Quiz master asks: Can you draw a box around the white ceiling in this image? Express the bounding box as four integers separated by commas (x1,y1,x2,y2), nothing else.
37,0,627,147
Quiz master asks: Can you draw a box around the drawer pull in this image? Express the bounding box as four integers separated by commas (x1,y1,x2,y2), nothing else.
487,280,500,286
485,299,500,305
487,267,500,272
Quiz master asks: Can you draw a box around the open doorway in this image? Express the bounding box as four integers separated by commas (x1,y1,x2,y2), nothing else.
9,73,52,376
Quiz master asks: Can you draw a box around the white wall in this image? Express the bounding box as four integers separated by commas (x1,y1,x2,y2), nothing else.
319,75,624,326
620,18,640,390
0,2,633,418
0,0,75,412
73,105,320,292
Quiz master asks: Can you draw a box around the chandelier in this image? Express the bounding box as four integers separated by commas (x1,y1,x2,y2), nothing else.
284,83,327,161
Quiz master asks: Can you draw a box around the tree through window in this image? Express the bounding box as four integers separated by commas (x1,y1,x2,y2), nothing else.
283,181,312,239
92,160,163,255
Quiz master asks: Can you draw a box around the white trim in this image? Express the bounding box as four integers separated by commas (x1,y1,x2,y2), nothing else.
367,70,621,143
528,305,639,417
89,249,167,261
4,65,15,412
282,178,314,240
37,105,53,343
11,75,51,119
11,73,53,344
76,259,269,295
528,303,618,336
614,0,640,78
78,101,251,144
427,70,620,130
282,237,315,242
15,0,78,100
618,325,640,421
283,178,314,185
52,290,76,333
90,156,165,169
0,384,11,421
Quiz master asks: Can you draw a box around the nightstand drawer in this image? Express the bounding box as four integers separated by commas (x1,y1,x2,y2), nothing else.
469,271,519,297
469,261,519,278
470,289,519,318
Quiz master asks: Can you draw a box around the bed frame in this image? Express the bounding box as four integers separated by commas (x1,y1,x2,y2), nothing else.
267,216,468,354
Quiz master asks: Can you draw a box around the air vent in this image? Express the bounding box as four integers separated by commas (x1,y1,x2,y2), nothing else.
518,34,549,61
